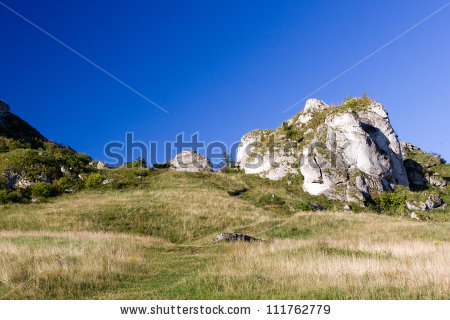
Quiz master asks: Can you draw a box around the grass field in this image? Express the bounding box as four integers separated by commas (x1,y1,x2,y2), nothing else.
0,170,448,299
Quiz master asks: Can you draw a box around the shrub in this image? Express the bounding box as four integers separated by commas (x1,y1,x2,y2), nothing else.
85,173,103,189
133,167,150,177
31,182,57,199
0,176,7,189
0,190,21,203
294,201,313,211
153,162,171,169
257,193,285,206
372,191,406,214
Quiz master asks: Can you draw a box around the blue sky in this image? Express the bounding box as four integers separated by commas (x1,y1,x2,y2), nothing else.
0,0,449,163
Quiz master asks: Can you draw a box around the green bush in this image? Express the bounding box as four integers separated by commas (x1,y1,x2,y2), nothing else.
0,190,21,203
0,176,7,189
153,162,171,169
86,173,103,189
31,182,57,199
257,193,285,206
294,201,313,211
133,167,150,177
372,191,406,214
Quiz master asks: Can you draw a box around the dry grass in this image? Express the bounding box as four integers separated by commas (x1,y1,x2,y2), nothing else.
179,239,449,299
0,231,168,299
0,171,448,299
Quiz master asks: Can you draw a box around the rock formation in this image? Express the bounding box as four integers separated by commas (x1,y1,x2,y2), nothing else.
0,100,10,113
0,99,47,142
170,150,213,172
237,96,410,202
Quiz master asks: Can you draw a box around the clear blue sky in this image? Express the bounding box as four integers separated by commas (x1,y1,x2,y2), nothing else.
1,0,449,163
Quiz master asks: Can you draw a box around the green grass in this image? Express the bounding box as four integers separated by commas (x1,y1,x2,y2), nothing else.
0,170,448,299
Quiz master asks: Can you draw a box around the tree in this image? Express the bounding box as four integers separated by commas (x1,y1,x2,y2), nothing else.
222,152,232,169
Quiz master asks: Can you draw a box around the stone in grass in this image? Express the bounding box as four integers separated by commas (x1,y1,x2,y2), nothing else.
214,233,262,243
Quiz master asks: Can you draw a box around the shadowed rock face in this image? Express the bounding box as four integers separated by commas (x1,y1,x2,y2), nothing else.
237,97,409,202
0,100,10,113
170,150,213,172
0,99,47,142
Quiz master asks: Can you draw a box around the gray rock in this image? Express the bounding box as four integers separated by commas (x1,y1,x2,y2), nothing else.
38,175,51,183
406,195,443,211
410,212,421,221
403,159,427,186
16,178,33,189
406,201,421,211
102,179,114,185
426,174,446,188
425,195,443,210
64,188,74,193
343,204,352,211
400,142,421,158
0,100,10,113
170,150,213,172
97,161,109,169
61,166,71,175
78,174,85,181
214,233,262,243
2,172,21,189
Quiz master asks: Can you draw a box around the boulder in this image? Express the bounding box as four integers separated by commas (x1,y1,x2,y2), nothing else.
237,97,409,202
170,150,213,172
102,179,114,185
61,166,71,175
425,195,443,210
97,161,109,169
410,212,421,221
214,233,261,243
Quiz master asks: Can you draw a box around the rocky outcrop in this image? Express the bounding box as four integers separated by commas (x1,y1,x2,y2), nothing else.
237,96,409,202
400,142,447,188
403,159,427,187
0,100,10,113
0,100,47,142
427,174,446,188
406,195,443,211
170,150,213,172
214,233,261,243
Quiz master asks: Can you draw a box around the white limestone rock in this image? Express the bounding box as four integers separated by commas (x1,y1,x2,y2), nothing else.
97,161,109,169
237,97,410,202
170,150,213,172
236,129,300,180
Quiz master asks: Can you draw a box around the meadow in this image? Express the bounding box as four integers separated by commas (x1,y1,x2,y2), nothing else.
0,170,448,299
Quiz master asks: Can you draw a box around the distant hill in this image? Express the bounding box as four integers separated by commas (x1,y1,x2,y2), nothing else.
0,99,92,201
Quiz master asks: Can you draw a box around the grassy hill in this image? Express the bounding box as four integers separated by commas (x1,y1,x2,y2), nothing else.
0,104,448,299
0,169,448,299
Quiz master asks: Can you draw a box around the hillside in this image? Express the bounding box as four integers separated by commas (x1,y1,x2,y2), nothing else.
0,97,448,300
0,170,448,299
0,100,93,203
